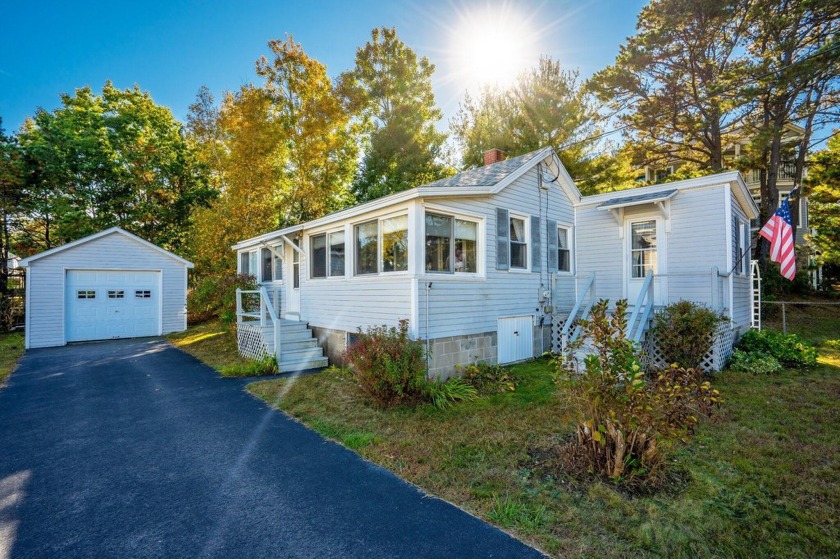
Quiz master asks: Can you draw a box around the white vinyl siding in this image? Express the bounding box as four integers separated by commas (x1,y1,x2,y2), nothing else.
417,166,576,340
25,232,188,348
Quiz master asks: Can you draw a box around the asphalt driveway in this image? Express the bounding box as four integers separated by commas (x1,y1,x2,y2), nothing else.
0,338,543,558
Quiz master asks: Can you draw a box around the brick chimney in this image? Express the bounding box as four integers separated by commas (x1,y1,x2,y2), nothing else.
483,148,505,166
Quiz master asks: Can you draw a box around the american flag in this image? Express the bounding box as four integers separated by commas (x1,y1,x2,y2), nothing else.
759,190,797,280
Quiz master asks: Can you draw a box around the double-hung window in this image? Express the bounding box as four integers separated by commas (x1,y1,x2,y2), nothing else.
425,212,478,273
558,226,571,273
310,231,345,278
509,216,528,270
272,244,283,281
354,215,409,275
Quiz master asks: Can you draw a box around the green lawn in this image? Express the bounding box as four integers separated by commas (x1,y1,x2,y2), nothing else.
0,331,25,385
246,315,840,557
166,320,276,376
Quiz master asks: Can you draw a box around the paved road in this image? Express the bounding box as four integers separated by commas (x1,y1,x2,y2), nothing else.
0,338,543,558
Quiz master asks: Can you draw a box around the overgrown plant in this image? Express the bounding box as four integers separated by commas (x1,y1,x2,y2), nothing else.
649,301,724,370
728,349,782,374
343,320,426,407
188,273,256,327
736,329,818,369
556,299,720,485
422,377,478,409
458,362,518,394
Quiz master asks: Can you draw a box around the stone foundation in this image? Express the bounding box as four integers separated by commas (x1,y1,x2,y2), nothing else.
309,326,348,366
427,331,498,379
310,323,554,378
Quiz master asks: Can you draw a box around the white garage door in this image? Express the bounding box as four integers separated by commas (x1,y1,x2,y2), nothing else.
66,270,161,342
498,316,534,364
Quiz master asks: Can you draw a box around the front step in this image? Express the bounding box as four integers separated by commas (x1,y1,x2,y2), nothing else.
261,320,328,372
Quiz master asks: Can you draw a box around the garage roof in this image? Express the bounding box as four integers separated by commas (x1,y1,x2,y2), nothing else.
19,227,194,268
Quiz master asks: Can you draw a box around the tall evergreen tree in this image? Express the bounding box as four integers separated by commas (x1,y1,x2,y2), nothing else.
588,0,751,172
340,27,449,202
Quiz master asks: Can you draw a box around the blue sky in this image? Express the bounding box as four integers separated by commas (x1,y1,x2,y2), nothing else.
1,1,645,133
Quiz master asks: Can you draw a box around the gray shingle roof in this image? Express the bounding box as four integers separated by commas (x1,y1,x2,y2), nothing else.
597,189,678,209
424,149,546,188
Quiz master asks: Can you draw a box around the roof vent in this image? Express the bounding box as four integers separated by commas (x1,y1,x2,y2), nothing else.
483,148,505,166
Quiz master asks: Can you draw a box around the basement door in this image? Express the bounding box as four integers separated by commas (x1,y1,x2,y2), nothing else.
497,316,533,364
65,270,161,342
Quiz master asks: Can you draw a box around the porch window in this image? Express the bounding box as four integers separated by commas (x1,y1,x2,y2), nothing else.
272,244,283,281
631,220,657,278
310,234,327,278
293,238,300,288
510,216,527,270
311,232,344,278
558,227,571,272
382,215,408,272
355,220,378,275
329,231,345,276
425,212,477,273
240,250,258,277
261,248,273,282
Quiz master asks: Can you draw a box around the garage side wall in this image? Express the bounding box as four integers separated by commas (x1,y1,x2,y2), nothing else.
26,234,188,349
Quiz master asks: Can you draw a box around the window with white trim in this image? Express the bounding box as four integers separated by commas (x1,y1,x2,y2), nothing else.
509,216,528,270
630,220,657,278
424,212,478,273
272,244,283,281
107,290,125,299
310,231,346,279
77,290,96,299
135,290,152,299
354,215,409,275
240,250,258,278
558,226,571,273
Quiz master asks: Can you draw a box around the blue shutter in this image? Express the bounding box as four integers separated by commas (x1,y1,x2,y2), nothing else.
496,208,509,270
547,219,558,272
531,215,541,273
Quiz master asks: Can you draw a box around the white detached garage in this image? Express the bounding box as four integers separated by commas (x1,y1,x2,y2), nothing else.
19,227,193,349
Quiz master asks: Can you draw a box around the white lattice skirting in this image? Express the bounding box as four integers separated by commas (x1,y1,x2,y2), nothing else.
236,323,270,360
642,320,735,372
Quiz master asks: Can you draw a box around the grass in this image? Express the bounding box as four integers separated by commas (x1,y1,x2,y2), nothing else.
166,320,277,377
247,307,840,558
0,331,24,385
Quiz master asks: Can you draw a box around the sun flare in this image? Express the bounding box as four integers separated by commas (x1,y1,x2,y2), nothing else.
450,6,537,90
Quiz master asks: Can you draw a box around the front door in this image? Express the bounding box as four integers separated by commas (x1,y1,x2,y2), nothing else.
285,240,301,319
626,218,661,305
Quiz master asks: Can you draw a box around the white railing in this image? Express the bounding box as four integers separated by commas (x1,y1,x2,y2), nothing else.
626,271,654,343
560,273,596,356
236,287,281,363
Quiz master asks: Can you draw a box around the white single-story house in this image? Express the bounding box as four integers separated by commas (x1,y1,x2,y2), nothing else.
233,147,758,375
19,227,193,349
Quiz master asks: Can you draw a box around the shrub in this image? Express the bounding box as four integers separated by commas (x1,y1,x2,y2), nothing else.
728,349,782,374
422,377,478,409
343,320,426,407
736,329,818,369
556,299,720,485
188,273,257,326
459,362,517,394
824,339,840,350
650,301,725,370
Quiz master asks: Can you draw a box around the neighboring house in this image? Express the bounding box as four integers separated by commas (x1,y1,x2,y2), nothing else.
7,253,20,270
642,124,811,244
19,227,193,349
234,147,757,376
